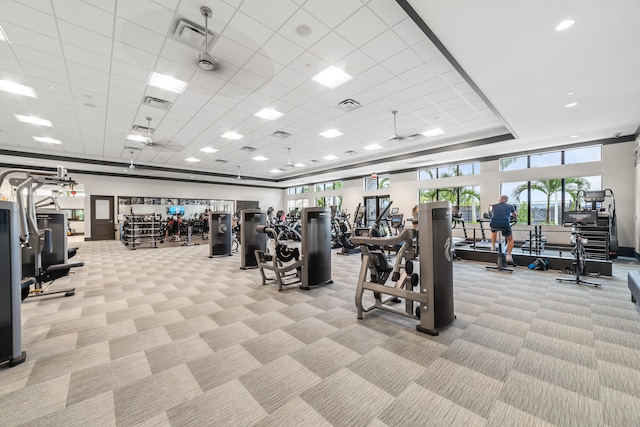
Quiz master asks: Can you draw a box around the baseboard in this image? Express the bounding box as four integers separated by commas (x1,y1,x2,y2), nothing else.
618,246,635,257
84,237,92,241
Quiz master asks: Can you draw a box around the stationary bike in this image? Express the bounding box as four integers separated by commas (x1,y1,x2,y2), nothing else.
486,213,517,273
556,221,601,287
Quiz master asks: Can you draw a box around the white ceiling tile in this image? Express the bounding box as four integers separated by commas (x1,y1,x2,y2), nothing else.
109,74,147,94
261,34,305,67
188,70,227,93
335,6,386,48
360,29,408,63
213,36,254,68
57,20,112,56
278,8,331,49
308,31,355,64
0,22,64,58
426,87,458,104
112,41,157,69
412,39,441,63
392,17,425,47
150,0,177,11
243,53,284,80
115,0,174,35
258,81,290,100
332,78,367,99
218,81,252,99
398,63,438,87
270,67,307,90
302,0,362,29
1,2,57,37
11,46,67,73
374,77,408,97
380,48,423,77
287,51,329,78
356,65,393,87
338,49,376,77
62,43,112,72
441,70,465,86
367,0,406,28
111,59,151,83
415,76,449,96
20,63,68,86
69,76,109,95
237,0,299,32
428,56,455,75
154,57,197,82
114,17,166,54
224,11,274,50
160,38,200,67
279,90,311,107
67,62,110,85
82,0,115,13
52,0,114,37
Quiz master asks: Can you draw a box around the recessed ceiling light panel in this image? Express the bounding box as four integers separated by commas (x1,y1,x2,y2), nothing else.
363,144,382,151
252,155,268,161
319,129,343,138
323,154,339,160
422,128,445,137
15,115,52,126
312,66,352,89
556,19,575,31
565,102,578,108
0,80,37,98
126,134,150,143
221,131,243,140
294,163,306,168
200,147,218,153
148,72,187,93
255,108,283,120
185,157,200,162
33,136,61,144
270,169,283,173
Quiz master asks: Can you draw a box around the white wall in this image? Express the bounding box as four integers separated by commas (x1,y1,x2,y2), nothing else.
76,174,283,238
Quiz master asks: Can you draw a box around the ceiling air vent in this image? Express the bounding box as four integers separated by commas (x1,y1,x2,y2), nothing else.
406,133,425,141
143,96,171,110
214,159,228,164
240,146,257,152
272,131,291,138
132,125,154,133
171,18,214,50
345,150,357,155
336,99,361,112
308,159,320,164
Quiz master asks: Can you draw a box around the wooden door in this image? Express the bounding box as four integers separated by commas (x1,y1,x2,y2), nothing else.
90,195,115,240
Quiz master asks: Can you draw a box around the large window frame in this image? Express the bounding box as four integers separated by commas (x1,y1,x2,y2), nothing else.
500,145,602,171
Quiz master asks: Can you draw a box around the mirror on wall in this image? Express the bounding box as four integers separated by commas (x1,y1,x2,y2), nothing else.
118,197,235,219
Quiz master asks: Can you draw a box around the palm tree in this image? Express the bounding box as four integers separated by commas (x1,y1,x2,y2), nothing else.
511,178,591,224
459,187,480,222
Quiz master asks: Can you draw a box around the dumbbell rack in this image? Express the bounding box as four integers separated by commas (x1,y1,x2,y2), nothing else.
122,214,162,250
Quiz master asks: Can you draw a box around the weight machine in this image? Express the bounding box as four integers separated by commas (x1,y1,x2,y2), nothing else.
0,167,84,299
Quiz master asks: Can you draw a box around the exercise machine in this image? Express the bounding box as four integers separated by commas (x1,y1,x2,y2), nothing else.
1,167,83,299
240,209,266,269
337,203,362,255
556,210,601,287
0,200,27,367
254,207,333,290
579,189,618,260
209,212,232,257
351,201,454,335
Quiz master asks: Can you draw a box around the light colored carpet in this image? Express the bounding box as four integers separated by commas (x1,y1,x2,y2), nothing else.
1,240,639,426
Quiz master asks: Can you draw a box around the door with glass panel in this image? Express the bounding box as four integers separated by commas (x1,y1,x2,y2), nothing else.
90,195,114,240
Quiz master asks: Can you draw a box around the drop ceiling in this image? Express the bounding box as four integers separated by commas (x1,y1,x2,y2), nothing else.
0,0,638,188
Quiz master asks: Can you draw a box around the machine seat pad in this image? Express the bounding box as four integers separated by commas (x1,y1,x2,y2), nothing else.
21,277,36,289
68,247,78,259
46,261,84,272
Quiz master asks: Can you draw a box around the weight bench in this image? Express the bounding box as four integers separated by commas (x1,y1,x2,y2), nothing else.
629,270,640,305
254,225,303,291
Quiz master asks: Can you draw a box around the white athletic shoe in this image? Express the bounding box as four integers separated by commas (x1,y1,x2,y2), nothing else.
506,254,514,264
490,245,495,251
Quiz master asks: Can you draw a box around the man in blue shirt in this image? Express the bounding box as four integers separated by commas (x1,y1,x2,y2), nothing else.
490,195,517,264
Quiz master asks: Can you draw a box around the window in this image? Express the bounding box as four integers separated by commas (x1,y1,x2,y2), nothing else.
500,156,527,171
500,145,602,171
565,146,601,164
316,196,342,210
315,181,343,192
503,176,601,225
287,186,309,195
418,186,481,222
530,151,561,168
287,198,309,211
458,162,480,176
437,166,457,178
418,168,436,180
364,175,390,190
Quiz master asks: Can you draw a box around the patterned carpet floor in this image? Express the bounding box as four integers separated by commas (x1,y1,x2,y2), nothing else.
1,239,639,426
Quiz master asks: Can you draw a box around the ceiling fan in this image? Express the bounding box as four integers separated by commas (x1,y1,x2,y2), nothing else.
388,110,407,142
198,6,216,71
285,147,294,168
236,165,241,180
134,117,183,152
